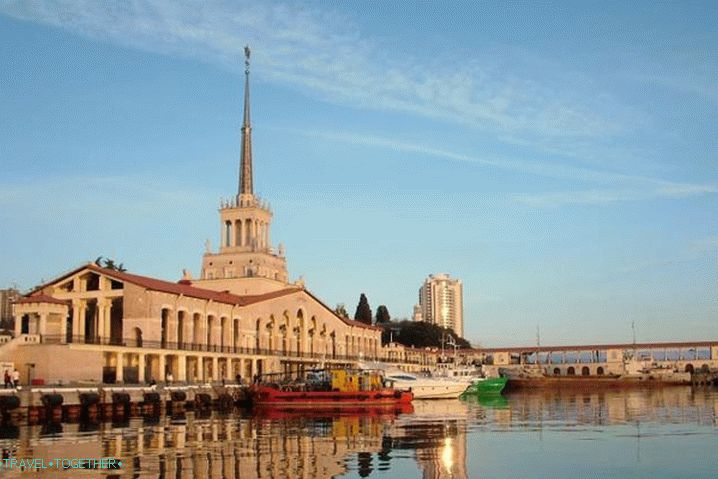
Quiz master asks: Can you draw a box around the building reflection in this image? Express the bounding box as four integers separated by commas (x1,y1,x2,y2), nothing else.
0,387,715,478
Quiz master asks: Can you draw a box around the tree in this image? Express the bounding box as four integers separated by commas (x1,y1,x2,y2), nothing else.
353,293,372,325
334,304,350,319
95,256,127,272
378,319,472,349
375,305,391,324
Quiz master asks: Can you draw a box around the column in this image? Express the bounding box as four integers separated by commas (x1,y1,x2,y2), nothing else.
212,357,219,381
60,312,67,343
104,303,111,342
78,301,86,342
228,220,234,249
138,353,146,383
14,311,21,336
97,301,106,341
38,313,47,336
71,300,81,338
116,352,124,383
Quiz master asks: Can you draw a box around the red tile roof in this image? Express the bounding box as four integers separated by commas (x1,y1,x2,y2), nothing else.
84,264,300,306
14,294,68,306
27,263,379,331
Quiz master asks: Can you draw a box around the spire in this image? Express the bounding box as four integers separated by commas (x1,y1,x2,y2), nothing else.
238,45,253,197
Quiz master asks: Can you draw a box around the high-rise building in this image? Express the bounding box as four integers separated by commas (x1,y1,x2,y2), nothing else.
418,274,463,338
0,288,20,327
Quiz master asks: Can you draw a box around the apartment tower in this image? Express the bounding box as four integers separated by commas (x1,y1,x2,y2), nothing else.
418,274,464,338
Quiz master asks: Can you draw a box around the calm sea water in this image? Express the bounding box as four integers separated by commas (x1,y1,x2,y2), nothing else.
1,387,717,478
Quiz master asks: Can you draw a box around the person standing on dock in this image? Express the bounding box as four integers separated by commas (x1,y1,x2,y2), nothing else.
12,369,19,388
3,370,10,389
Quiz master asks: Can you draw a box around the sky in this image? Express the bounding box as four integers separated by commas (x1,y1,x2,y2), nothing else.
0,1,716,347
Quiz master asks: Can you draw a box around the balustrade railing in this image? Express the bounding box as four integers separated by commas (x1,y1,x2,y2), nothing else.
37,334,420,364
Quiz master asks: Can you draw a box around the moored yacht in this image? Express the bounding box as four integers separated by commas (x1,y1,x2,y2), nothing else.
358,362,469,399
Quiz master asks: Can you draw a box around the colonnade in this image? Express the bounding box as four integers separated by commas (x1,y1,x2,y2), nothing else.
222,217,270,250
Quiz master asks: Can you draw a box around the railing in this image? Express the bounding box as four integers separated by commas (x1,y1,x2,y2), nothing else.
38,334,424,365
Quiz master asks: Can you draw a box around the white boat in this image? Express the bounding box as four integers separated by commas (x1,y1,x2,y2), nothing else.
431,362,484,383
358,362,468,399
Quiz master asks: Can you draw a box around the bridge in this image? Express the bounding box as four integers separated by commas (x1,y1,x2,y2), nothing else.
469,340,718,378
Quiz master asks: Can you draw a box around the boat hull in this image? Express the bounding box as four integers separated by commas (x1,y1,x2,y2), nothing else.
407,383,469,399
250,386,414,408
505,374,692,390
462,377,508,395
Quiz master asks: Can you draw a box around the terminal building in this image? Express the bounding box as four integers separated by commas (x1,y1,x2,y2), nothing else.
0,48,382,385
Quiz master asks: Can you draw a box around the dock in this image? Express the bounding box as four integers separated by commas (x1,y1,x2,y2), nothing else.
0,384,249,426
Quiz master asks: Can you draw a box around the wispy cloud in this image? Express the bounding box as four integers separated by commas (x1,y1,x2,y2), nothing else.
1,1,635,149
292,128,718,206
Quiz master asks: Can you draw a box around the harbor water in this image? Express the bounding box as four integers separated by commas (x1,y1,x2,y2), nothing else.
1,387,717,478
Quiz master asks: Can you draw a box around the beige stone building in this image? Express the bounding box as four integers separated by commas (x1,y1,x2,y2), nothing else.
1,48,383,385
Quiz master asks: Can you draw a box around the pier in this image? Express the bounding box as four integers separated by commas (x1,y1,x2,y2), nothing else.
0,384,248,427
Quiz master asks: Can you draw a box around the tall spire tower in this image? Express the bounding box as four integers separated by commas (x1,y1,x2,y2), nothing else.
238,45,253,199
196,46,289,295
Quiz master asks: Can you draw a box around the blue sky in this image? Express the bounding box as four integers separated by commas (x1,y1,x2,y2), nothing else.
0,1,716,347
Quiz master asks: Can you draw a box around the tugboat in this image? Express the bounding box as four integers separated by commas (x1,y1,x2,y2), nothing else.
249,367,414,408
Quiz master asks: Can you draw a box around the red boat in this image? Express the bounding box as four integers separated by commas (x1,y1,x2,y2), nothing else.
250,368,414,408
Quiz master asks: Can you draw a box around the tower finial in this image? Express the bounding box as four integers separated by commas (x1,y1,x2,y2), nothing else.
238,44,253,198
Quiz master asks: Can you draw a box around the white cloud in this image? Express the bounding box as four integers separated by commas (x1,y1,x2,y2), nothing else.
1,0,634,145
291,128,718,206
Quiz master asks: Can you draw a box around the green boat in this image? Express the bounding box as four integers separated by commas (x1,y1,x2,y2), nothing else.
461,377,508,396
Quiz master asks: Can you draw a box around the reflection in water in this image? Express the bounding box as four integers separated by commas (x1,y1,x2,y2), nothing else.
0,387,715,478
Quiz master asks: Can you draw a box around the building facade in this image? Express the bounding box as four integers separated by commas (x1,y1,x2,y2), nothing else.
418,274,464,338
1,47,385,385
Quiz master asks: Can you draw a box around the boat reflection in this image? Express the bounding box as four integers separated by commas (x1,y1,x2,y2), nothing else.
460,394,509,409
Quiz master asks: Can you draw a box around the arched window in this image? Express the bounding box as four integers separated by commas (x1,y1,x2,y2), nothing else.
597,367,604,375
581,366,590,376
192,313,201,350
567,366,576,376
161,308,170,348
553,368,561,376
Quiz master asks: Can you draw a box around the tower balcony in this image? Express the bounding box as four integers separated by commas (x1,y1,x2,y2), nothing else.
220,194,271,212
